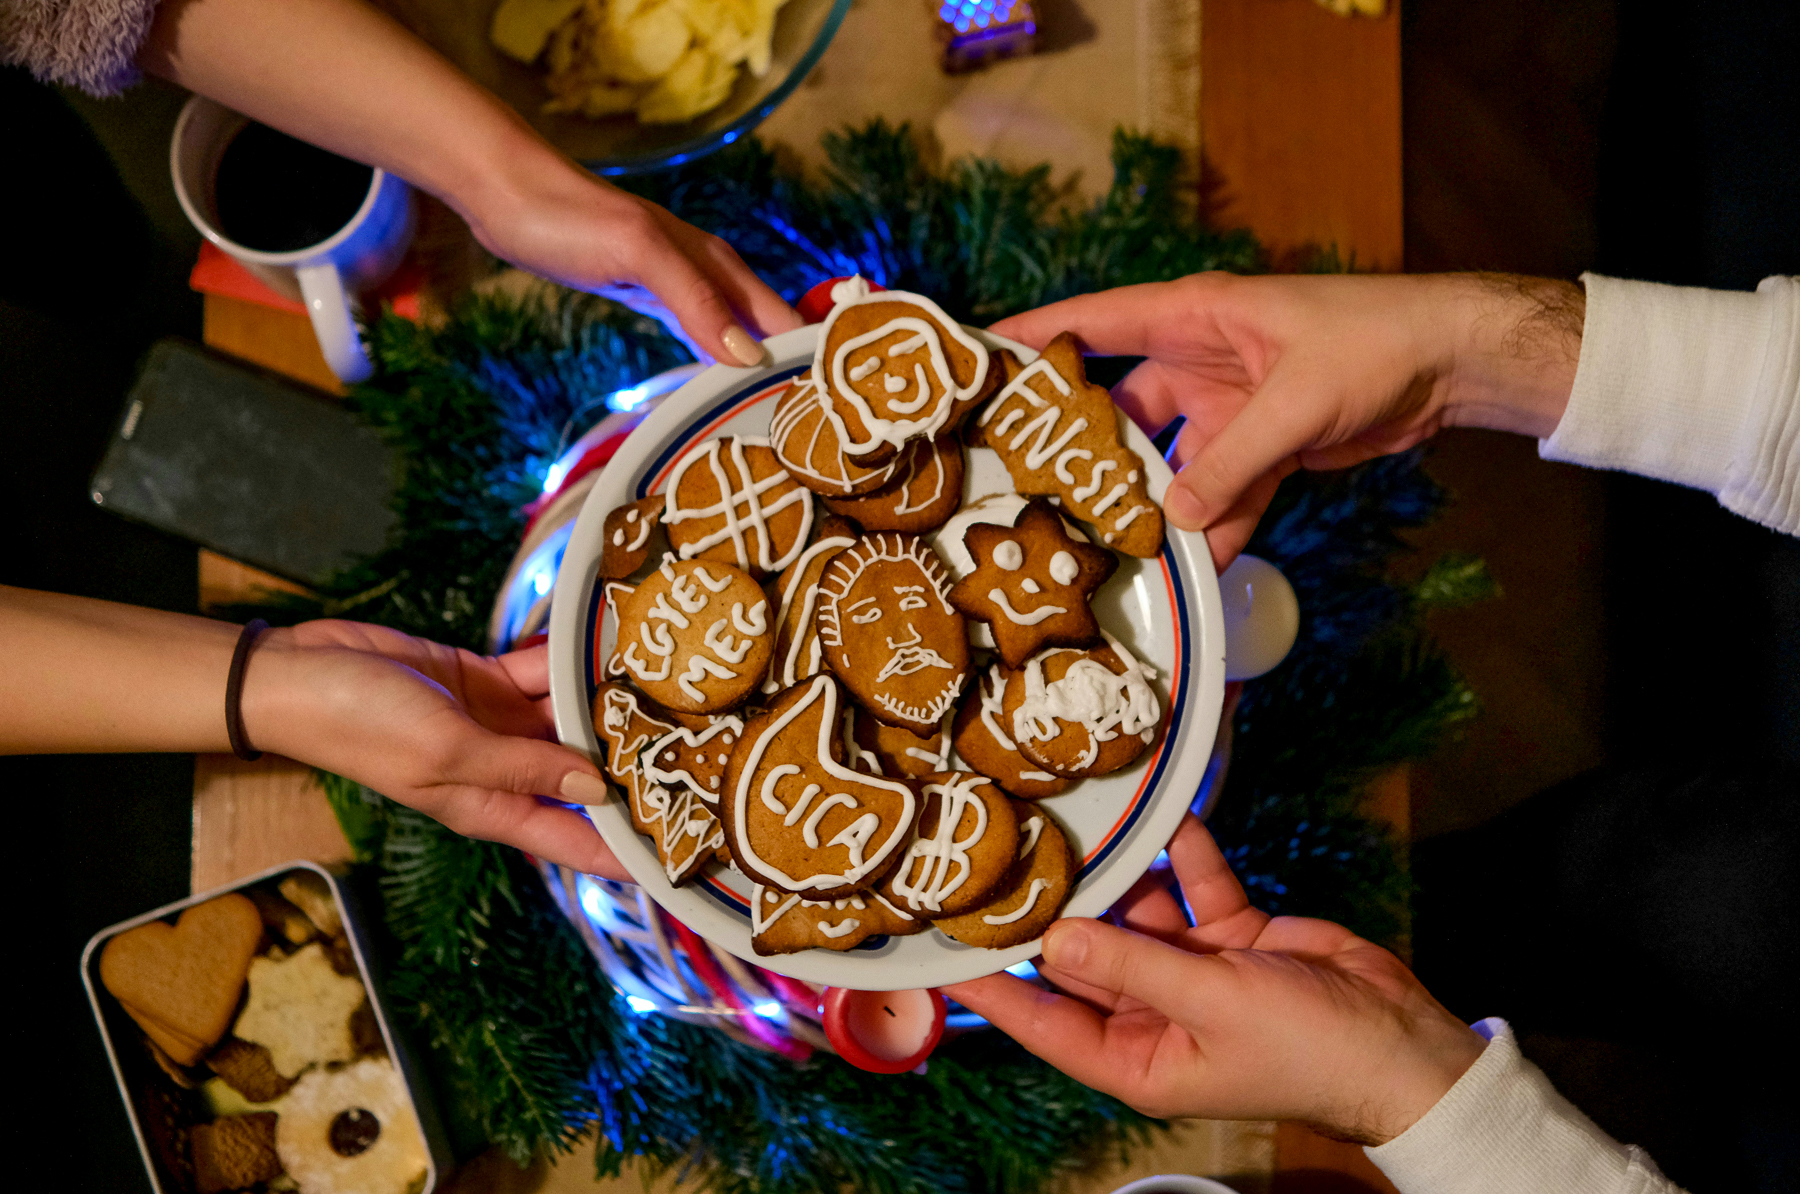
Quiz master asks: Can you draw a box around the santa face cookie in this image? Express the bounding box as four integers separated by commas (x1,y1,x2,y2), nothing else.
935,802,1074,949
813,277,995,465
599,495,664,579
973,334,1163,557
721,674,921,896
663,437,813,576
879,772,1019,918
608,557,773,713
770,378,901,497
749,885,925,955
1003,633,1162,778
948,498,1117,668
822,434,964,532
816,533,970,737
763,515,859,695
950,664,1070,799
844,704,951,779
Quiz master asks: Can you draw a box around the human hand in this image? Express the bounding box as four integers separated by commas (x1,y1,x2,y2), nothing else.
943,815,1484,1143
990,273,1583,571
241,620,628,880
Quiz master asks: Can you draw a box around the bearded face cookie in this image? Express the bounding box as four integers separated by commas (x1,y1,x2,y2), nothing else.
1004,633,1162,778
816,533,970,737
972,334,1163,557
721,674,921,895
844,704,951,779
822,434,964,532
936,802,1074,948
663,437,813,576
879,772,1019,918
770,378,902,497
749,884,925,955
609,557,773,713
813,277,996,466
950,664,1070,799
763,515,860,695
949,499,1117,668
599,495,664,579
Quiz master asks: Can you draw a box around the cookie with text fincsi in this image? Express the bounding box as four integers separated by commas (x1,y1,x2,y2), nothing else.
749,884,926,955
948,498,1117,668
972,334,1163,557
721,674,921,896
770,378,902,497
99,893,264,1066
878,772,1019,918
608,556,773,713
936,802,1073,948
1003,633,1162,778
813,276,997,467
845,704,952,779
599,495,665,579
763,514,859,694
817,532,970,737
822,434,964,532
632,714,743,884
662,437,813,577
950,664,1070,799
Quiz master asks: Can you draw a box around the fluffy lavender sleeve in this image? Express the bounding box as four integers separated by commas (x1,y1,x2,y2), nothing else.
1,0,161,97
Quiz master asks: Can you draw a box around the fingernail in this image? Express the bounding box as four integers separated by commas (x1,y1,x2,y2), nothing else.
560,771,610,805
721,326,765,367
1042,921,1089,970
1164,484,1207,531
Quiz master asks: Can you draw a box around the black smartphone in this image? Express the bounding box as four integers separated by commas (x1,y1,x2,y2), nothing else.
89,339,399,586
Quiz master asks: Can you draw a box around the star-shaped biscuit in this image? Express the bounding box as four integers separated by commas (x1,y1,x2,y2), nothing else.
947,500,1116,668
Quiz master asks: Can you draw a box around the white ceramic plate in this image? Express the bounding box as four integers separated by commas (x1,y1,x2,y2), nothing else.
548,324,1226,988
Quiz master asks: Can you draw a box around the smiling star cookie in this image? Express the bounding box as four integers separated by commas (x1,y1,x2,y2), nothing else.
663,437,813,577
971,333,1163,557
749,884,926,955
816,533,970,737
599,495,665,579
1003,633,1163,778
721,674,920,896
950,664,1070,799
608,557,773,713
822,434,964,532
813,276,997,466
936,802,1074,949
948,498,1118,668
878,772,1019,919
770,378,902,497
762,515,860,695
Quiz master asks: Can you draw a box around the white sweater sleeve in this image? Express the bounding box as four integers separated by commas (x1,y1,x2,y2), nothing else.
1541,273,1800,535
1364,1019,1684,1194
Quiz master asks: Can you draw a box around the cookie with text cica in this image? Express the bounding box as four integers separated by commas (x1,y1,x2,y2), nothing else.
662,436,813,578
935,801,1074,949
949,664,1070,799
948,498,1117,668
607,556,773,713
1002,634,1162,778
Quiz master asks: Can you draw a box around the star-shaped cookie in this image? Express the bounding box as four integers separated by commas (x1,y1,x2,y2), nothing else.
947,500,1117,668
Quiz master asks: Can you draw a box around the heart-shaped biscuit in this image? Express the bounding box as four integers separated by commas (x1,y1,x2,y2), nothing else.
99,893,264,1066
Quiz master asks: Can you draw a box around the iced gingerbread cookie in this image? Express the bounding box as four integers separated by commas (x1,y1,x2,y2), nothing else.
592,682,677,796
948,498,1117,668
762,515,859,694
950,664,1070,799
749,885,925,955
844,704,951,779
822,434,964,532
636,714,744,883
813,276,997,466
721,674,920,896
770,378,902,497
936,802,1074,949
599,495,664,579
878,772,1019,919
1004,633,1162,778
816,533,970,737
608,557,772,713
973,334,1163,557
276,1057,427,1194
663,437,813,576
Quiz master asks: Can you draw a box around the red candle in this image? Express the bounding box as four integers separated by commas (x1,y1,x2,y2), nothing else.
820,987,946,1075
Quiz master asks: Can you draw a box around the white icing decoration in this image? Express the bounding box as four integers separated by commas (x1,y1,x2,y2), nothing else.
883,373,907,393
993,540,1023,570
1048,551,1079,585
850,356,882,382
1017,815,1044,859
663,437,812,573
1054,447,1093,484
1091,482,1131,516
817,918,862,938
987,589,1068,625
678,653,738,703
691,565,733,592
731,600,768,636
1020,770,1057,782
830,276,871,304
815,533,965,727
641,717,744,805
848,597,882,624
875,625,957,683
764,534,856,692
802,792,858,848
626,513,654,550
1113,505,1151,531
976,664,1018,752
886,441,950,517
612,529,625,546
1071,459,1115,502
703,619,753,664
1021,578,1041,594
1012,632,1160,752
646,591,691,629
982,878,1049,925
891,774,991,913
769,381,900,495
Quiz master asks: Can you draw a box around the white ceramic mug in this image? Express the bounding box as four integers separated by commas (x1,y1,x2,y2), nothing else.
171,96,415,383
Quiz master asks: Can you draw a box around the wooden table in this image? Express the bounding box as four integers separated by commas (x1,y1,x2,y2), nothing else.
194,2,1403,1188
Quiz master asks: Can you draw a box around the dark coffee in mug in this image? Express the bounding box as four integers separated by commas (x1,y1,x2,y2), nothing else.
214,122,375,253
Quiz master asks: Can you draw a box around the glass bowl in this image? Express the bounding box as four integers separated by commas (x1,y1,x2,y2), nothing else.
385,0,852,175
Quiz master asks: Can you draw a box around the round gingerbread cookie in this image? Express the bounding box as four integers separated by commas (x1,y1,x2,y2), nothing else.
662,436,813,577
769,378,901,497
749,884,926,955
878,772,1019,918
935,802,1074,949
609,557,773,714
949,664,1070,799
275,1057,427,1194
816,533,970,737
844,704,951,779
822,434,964,532
1002,633,1162,778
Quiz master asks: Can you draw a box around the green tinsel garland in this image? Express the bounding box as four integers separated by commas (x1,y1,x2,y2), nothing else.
265,125,1490,1191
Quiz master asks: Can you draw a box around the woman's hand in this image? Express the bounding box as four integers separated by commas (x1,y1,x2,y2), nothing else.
943,816,1484,1143
990,272,1583,571
242,620,628,880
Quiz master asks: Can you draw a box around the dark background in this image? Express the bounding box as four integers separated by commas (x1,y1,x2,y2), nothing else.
5,0,1796,1188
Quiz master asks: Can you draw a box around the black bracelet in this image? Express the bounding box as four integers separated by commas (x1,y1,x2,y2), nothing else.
225,619,269,762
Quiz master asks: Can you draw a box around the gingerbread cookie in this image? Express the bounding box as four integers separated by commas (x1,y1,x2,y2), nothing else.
1004,633,1162,778
936,802,1074,949
608,557,773,713
233,941,367,1078
812,276,997,466
599,495,665,579
721,674,920,895
663,437,813,576
950,664,1070,799
276,1057,427,1194
592,682,678,795
99,893,264,1066
822,434,964,531
949,499,1117,668
844,704,951,779
816,533,970,737
192,1112,282,1194
763,515,860,694
749,885,925,955
769,377,902,497
879,772,1019,918
206,1037,294,1104
972,334,1163,556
